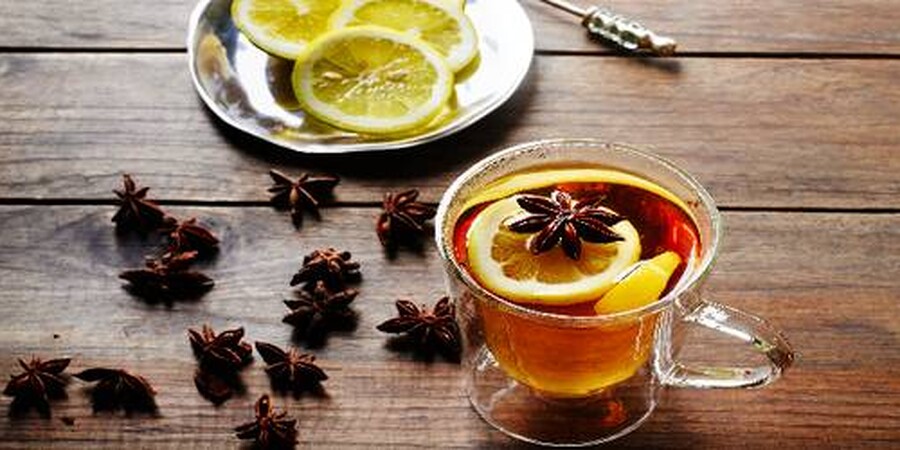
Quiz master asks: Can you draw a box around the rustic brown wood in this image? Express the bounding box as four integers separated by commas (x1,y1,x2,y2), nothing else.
1,54,899,208
2,0,900,54
0,205,897,447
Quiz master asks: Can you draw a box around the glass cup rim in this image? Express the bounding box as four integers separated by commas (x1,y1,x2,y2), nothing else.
435,138,722,324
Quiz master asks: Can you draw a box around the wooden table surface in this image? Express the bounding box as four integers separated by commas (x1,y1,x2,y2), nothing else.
1,0,899,448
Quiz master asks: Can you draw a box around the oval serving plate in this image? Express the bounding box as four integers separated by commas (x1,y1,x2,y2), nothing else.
187,0,534,154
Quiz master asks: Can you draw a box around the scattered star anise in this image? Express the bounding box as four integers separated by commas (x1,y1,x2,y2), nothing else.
290,248,360,290
268,169,340,227
112,174,167,233
73,367,156,412
193,368,242,405
255,342,327,396
119,251,214,303
235,394,298,449
377,297,461,360
162,217,219,256
505,190,625,260
188,324,253,371
283,281,358,345
376,189,436,249
3,357,70,415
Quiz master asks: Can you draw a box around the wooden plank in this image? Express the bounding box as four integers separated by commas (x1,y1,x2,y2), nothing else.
0,205,898,447
1,54,899,208
2,0,900,54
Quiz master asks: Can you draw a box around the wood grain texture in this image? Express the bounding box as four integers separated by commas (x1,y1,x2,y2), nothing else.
1,54,899,208
2,0,900,54
0,205,897,448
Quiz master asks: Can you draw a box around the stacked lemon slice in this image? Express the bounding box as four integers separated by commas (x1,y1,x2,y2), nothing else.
233,0,478,134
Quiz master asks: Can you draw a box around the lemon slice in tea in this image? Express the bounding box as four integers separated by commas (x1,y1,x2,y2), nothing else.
329,0,478,72
594,251,682,315
292,26,454,134
466,196,641,305
232,0,343,59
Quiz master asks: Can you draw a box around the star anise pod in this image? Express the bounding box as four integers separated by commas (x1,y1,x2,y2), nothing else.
290,248,360,290
112,174,167,233
73,367,156,413
268,169,340,227
188,325,253,371
234,394,298,449
377,297,461,360
283,281,358,345
376,189,436,249
3,357,70,415
505,190,625,260
119,251,214,303
255,342,327,396
162,217,219,256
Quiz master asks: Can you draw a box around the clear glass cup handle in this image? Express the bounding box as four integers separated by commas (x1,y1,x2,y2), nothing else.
665,300,795,389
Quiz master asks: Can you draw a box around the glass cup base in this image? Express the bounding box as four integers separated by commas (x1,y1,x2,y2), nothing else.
467,347,656,447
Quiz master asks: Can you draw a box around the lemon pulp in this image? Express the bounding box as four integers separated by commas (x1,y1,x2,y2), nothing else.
232,0,342,59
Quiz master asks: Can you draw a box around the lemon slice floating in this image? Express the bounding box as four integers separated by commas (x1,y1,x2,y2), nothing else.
594,251,682,315
232,0,343,59
466,196,641,305
329,0,479,72
292,26,454,134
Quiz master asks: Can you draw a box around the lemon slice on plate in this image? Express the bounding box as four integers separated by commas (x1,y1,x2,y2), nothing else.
292,26,454,134
466,197,641,305
329,0,478,72
594,251,682,314
232,0,343,59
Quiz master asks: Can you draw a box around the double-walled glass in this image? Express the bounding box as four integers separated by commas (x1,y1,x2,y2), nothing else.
435,139,794,446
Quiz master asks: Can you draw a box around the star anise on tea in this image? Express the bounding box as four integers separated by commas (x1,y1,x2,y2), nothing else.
2,357,70,415
112,174,167,233
188,325,254,371
119,251,214,302
505,190,625,260
73,367,156,412
162,217,219,256
283,281,358,344
376,189,436,249
377,297,461,360
290,248,360,290
255,342,327,396
268,169,340,227
234,394,298,449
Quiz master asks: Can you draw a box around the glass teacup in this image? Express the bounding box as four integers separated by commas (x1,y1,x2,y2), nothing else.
435,139,794,446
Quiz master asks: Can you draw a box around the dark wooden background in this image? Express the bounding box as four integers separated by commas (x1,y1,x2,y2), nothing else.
1,0,898,448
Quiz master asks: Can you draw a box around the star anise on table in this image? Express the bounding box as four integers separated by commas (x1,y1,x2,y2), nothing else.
268,169,340,227
162,217,219,257
377,297,461,360
505,190,625,260
290,248,360,290
283,281,358,345
255,342,327,397
119,251,214,303
3,357,70,416
188,324,254,371
376,189,436,249
112,174,167,233
235,394,298,449
73,367,156,413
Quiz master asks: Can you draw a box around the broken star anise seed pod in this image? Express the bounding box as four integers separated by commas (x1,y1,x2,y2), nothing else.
234,394,298,449
377,296,461,360
505,190,625,260
112,174,168,233
268,169,340,228
119,251,214,303
188,324,253,371
3,357,70,416
376,189,436,249
73,367,156,413
283,281,358,345
290,248,360,290
255,342,327,396
162,217,219,257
